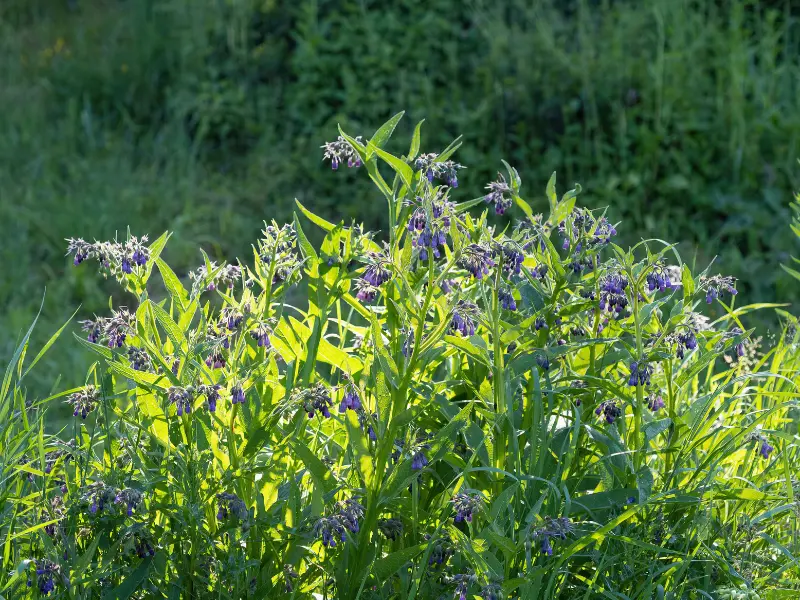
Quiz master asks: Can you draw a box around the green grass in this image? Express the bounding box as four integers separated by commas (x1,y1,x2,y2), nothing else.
1,0,799,402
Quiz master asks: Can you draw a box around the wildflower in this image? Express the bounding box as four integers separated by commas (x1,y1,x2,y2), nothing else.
220,307,244,331
533,516,574,555
337,498,365,533
401,327,414,358
536,354,551,371
81,318,102,343
258,222,302,286
599,273,629,314
283,565,299,593
415,153,464,187
484,173,513,215
676,329,698,359
362,251,392,287
440,279,456,294
494,243,525,278
189,262,241,294
205,351,226,369
31,560,64,596
450,573,478,600
114,488,144,517
760,440,774,459
83,481,115,515
355,279,379,302
628,361,652,387
531,263,549,280
595,400,622,424
498,288,517,311
411,450,429,470
451,491,484,524
414,226,448,261
357,409,379,441
67,385,100,419
378,518,403,540
217,492,248,522
231,385,246,406
314,498,364,547
701,275,738,304
132,532,156,558
322,136,363,169
646,265,675,293
534,316,547,331
427,534,454,566
459,243,495,280
451,300,480,337
168,386,194,416
298,383,334,419
314,515,346,547
199,384,222,412
338,385,362,413
250,322,272,348
480,584,503,600
127,346,151,371
647,394,665,412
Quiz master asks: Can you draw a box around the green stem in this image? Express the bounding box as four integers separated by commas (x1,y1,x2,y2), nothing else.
632,283,644,476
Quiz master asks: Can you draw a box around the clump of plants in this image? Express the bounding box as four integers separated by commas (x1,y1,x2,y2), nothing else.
2,114,799,599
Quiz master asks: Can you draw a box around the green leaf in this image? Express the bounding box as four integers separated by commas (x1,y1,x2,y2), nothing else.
102,555,154,600
21,307,79,380
545,171,557,213
371,544,423,581
156,258,189,310
372,144,413,189
681,264,695,301
296,199,336,232
408,119,425,160
293,213,319,264
369,111,405,155
142,232,170,283
637,465,654,504
437,136,463,162
292,440,334,493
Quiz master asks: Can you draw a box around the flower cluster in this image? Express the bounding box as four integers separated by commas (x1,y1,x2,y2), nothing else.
67,385,100,419
296,383,334,419
127,346,151,371
198,383,222,412
231,385,246,406
459,243,495,280
628,361,652,387
67,234,150,276
338,385,362,413
647,393,665,412
217,492,248,522
168,386,194,416
498,287,517,311
189,262,241,294
701,275,738,303
257,222,302,286
484,173,513,215
114,488,144,516
355,248,392,301
321,136,363,170
451,491,484,524
378,517,403,540
28,560,66,596
676,329,698,359
80,308,135,347
82,481,117,515
451,300,480,337
533,516,574,555
595,400,622,424
646,264,677,293
250,322,272,348
415,153,463,187
427,534,454,566
599,273,629,315
313,498,364,547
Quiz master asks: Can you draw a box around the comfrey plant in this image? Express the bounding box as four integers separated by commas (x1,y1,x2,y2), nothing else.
4,114,799,599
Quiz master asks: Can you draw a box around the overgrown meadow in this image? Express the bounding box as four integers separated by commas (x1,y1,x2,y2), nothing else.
2,114,799,599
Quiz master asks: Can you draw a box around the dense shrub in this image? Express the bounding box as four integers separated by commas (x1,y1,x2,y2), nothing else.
1,116,798,598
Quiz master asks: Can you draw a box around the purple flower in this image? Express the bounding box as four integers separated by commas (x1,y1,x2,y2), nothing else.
299,383,334,419
459,244,495,280
200,384,221,412
451,491,484,524
231,385,246,405
595,400,622,424
121,258,133,274
169,386,194,416
411,451,428,470
599,273,629,315
206,352,226,369
451,301,479,337
217,492,248,523
67,386,100,419
646,268,674,293
250,323,272,348
499,288,517,311
322,136,363,170
355,279,378,302
484,173,513,215
647,394,665,412
628,361,651,387
760,440,774,459
536,354,550,371
533,516,573,556
338,386,362,413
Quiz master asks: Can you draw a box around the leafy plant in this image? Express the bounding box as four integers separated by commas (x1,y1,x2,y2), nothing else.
2,115,799,599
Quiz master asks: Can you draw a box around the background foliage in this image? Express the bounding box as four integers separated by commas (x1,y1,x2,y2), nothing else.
0,0,799,397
